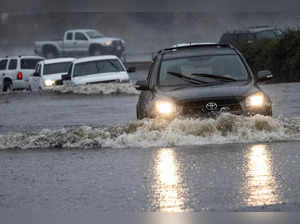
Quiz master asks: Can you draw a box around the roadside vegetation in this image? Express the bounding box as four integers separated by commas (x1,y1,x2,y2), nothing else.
236,29,300,83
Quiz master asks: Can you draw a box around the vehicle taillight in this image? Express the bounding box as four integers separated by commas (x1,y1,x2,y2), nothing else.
17,72,23,80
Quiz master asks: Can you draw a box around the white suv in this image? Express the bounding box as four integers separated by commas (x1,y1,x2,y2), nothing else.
0,56,44,91
69,55,130,85
29,58,75,90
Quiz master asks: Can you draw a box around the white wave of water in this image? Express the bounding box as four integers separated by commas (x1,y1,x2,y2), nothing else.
1,114,300,150
50,82,140,95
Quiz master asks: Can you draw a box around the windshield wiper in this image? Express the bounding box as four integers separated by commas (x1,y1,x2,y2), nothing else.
190,73,238,82
167,71,209,85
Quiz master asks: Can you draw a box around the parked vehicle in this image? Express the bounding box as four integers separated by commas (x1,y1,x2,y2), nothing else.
1,56,43,92
34,29,125,59
219,26,282,46
135,43,273,119
64,55,130,85
30,58,75,90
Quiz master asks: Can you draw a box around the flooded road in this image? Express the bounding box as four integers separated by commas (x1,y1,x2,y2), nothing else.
1,81,300,211
1,142,300,212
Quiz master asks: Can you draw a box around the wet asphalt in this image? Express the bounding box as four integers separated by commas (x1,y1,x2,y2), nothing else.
1,142,300,212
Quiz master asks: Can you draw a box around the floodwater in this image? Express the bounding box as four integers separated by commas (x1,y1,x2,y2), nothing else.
1,81,300,211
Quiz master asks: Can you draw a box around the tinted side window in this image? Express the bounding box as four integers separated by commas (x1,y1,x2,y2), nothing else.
0,59,8,70
66,32,73,40
8,59,18,70
256,31,276,40
75,33,88,41
21,59,42,69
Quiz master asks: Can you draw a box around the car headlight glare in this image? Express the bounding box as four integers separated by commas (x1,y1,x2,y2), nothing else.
44,80,55,87
155,101,176,115
246,93,265,107
105,40,113,46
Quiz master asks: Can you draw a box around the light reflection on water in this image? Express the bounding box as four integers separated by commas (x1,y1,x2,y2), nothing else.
245,144,279,206
153,148,185,212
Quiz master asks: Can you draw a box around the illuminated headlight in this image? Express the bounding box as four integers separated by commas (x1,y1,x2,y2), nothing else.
155,101,177,115
44,80,55,87
245,93,265,107
105,40,113,46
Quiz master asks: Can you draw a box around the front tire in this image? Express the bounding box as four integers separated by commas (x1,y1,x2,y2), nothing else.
43,46,58,59
136,98,148,120
137,104,142,120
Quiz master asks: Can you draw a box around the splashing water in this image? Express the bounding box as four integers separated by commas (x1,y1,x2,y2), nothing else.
0,113,300,150
50,82,139,95
0,114,300,149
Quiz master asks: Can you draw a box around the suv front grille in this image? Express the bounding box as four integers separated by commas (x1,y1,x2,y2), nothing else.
182,98,242,115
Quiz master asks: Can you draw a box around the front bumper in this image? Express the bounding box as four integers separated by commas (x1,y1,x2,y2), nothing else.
103,43,125,56
13,80,30,90
150,102,272,119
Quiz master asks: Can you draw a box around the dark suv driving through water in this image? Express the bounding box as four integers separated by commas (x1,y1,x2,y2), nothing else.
135,43,273,119
219,26,282,46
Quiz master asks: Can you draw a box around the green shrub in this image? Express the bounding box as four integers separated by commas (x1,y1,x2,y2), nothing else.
235,29,300,83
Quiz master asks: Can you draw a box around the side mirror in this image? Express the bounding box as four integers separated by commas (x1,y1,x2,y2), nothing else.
256,70,273,82
127,67,136,73
62,74,71,81
135,80,149,91
32,72,40,77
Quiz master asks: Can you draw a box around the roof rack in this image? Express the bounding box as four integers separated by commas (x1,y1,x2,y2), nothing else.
226,25,276,34
158,43,233,54
248,25,273,29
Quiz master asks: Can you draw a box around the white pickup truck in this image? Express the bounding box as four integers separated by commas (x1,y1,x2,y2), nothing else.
34,29,125,59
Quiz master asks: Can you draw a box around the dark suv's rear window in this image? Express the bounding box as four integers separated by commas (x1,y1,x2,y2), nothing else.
21,59,42,69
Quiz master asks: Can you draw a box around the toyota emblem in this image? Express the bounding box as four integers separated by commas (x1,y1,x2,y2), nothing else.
206,102,218,111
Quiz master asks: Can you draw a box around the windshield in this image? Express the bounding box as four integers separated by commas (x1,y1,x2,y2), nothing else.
86,30,104,39
21,58,43,69
74,59,125,77
44,62,73,75
159,54,249,86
